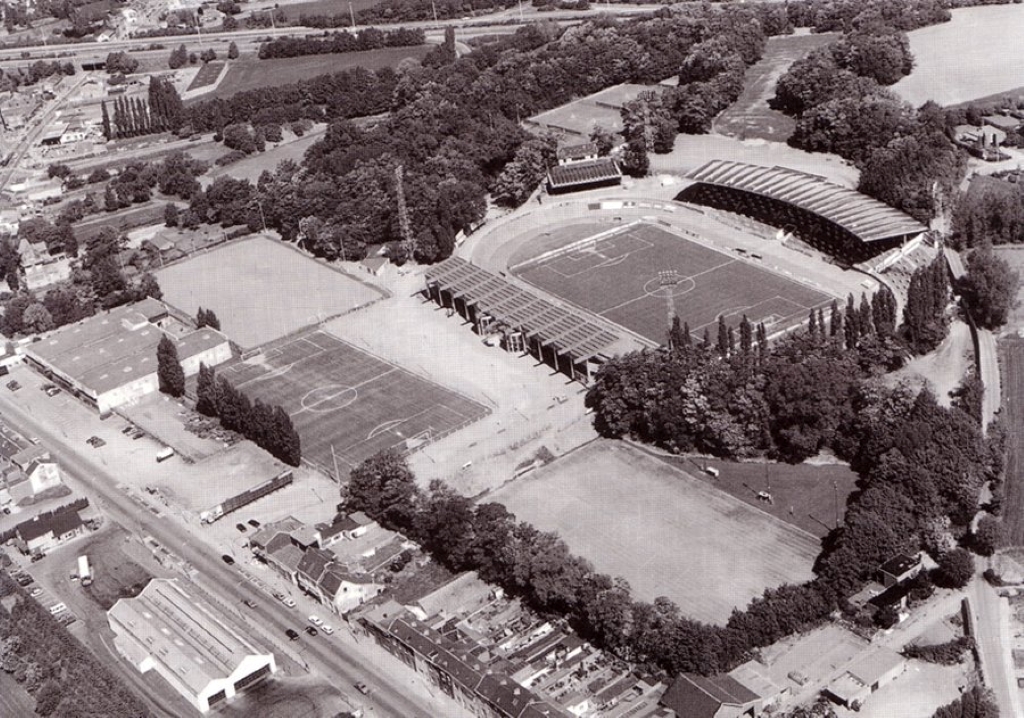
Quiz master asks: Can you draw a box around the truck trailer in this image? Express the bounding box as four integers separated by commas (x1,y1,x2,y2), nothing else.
77,555,92,586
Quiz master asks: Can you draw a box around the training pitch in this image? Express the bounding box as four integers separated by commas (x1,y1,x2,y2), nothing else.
217,330,490,473
490,441,819,625
513,222,831,343
157,236,383,348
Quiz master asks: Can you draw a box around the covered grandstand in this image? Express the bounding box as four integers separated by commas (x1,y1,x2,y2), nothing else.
424,257,634,383
678,160,928,264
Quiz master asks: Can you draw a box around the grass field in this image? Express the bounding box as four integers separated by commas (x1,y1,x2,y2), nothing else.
72,201,166,244
715,31,837,142
513,222,831,343
893,4,1024,107
218,330,490,473
203,128,325,185
0,671,36,717
999,337,1024,546
994,247,1024,330
527,83,663,136
156,235,383,348
490,440,819,625
652,452,858,539
187,61,225,91
205,46,431,100
279,0,380,18
84,530,154,610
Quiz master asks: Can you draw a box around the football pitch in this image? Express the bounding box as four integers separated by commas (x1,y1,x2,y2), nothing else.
490,441,819,625
217,330,490,474
513,223,831,343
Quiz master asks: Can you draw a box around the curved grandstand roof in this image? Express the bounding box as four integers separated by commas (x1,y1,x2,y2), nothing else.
687,160,927,243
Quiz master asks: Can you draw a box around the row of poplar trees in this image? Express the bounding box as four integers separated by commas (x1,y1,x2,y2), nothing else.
101,78,185,140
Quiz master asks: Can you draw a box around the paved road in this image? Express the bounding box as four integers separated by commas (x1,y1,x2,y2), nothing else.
968,576,1021,718
0,388,465,718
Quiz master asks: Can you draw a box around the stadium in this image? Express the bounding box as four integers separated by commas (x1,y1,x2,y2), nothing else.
436,160,929,384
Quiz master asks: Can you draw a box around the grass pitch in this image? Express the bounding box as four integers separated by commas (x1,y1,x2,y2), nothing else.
217,330,490,473
490,440,819,625
207,46,432,100
514,222,830,343
187,61,224,92
157,236,383,348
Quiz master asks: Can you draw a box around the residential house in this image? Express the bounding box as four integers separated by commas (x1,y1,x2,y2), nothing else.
15,505,86,554
19,238,72,291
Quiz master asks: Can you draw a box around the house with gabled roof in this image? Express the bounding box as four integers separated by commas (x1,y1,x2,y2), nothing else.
661,673,761,718
15,505,86,554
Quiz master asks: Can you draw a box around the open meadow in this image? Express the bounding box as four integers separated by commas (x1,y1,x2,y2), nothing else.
513,221,831,342
892,4,1024,107
205,46,431,100
156,235,383,348
202,127,326,185
999,336,1024,546
279,0,380,19
489,440,819,625
715,31,837,142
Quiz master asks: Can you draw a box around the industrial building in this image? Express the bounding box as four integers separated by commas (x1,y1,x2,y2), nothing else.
23,298,231,414
108,579,276,714
678,160,928,265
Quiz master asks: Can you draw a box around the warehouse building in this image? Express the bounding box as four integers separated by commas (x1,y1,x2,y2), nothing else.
108,579,276,714
23,298,231,414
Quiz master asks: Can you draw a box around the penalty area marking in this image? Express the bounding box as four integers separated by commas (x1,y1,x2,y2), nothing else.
299,385,358,413
367,418,407,440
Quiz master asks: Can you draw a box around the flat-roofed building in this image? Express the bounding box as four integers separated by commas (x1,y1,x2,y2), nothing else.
24,298,231,413
108,579,276,714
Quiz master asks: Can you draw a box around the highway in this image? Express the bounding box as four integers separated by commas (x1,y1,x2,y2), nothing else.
0,385,465,718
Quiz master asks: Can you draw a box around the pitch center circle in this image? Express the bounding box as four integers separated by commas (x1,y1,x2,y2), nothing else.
643,276,696,298
301,385,358,413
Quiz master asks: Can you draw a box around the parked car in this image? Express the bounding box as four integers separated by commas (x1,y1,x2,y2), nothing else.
248,519,261,528
45,387,61,397
235,523,247,533
322,625,334,635
29,587,42,598
6,380,20,391
131,430,145,440
242,599,257,609
283,597,296,608
355,682,372,695
221,554,235,565
121,425,134,435
304,626,318,637
285,628,299,641
308,615,323,627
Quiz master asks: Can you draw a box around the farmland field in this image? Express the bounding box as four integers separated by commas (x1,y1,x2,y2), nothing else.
217,330,490,473
157,235,383,348
187,61,224,91
513,221,831,343
893,4,1024,107
715,31,837,142
279,0,380,19
490,440,819,625
999,337,1024,546
204,46,432,100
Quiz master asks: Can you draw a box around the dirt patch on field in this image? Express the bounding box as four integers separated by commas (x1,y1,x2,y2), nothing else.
887,319,974,407
489,440,818,624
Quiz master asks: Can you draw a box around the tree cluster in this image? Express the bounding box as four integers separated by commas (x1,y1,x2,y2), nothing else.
195,364,301,465
0,575,153,717
951,176,1024,248
929,686,997,718
902,636,973,665
257,27,425,60
157,334,186,397
195,306,221,330
586,290,903,463
957,247,1020,330
104,51,139,75
353,0,516,25
168,43,189,69
785,0,951,34
902,256,950,354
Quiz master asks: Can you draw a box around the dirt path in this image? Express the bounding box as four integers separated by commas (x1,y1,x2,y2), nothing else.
887,319,973,406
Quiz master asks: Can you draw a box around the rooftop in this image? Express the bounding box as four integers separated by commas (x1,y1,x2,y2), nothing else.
26,300,226,397
548,158,621,190
686,160,928,243
879,553,921,578
661,673,759,718
17,505,83,542
411,571,493,620
846,646,905,687
108,579,269,696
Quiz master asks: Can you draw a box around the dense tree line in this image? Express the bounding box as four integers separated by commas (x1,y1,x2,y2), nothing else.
951,174,1024,248
157,335,186,397
257,27,425,59
0,572,153,717
101,78,184,141
104,51,138,75
785,0,951,34
353,0,517,25
902,256,950,353
929,686,997,718
195,363,301,466
196,306,221,330
0,59,74,91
